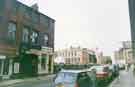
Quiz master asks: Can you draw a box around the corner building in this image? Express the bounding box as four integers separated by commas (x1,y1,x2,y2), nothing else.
129,0,135,62
0,0,55,79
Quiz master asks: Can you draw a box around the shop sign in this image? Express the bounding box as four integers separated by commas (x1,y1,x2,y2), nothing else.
0,55,6,59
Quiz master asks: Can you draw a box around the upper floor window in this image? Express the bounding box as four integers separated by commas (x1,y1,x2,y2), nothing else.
22,27,29,43
32,12,39,23
31,31,39,44
44,34,49,46
8,22,16,41
40,15,49,28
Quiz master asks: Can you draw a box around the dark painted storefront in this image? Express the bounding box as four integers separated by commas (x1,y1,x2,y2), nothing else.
0,0,55,79
20,54,38,77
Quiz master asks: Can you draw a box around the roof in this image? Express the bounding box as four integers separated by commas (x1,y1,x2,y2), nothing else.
16,1,55,22
60,69,91,74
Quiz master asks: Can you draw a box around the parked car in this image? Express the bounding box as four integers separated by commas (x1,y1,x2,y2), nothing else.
108,64,119,77
118,64,125,70
90,65,111,83
52,69,96,87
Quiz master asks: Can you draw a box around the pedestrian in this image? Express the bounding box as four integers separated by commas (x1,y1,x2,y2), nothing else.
125,63,129,71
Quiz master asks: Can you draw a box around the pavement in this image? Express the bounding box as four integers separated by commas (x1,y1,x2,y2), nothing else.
0,74,55,87
108,69,135,87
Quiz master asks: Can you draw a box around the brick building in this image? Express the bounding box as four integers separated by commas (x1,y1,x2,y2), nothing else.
0,0,55,79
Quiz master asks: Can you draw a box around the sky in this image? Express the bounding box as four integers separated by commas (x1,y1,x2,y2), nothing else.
18,0,131,57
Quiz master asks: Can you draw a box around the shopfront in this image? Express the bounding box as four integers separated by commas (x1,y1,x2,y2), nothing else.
0,55,13,80
26,47,54,76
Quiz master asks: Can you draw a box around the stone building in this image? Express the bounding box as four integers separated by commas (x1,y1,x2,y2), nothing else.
114,41,133,64
55,47,97,65
0,0,55,79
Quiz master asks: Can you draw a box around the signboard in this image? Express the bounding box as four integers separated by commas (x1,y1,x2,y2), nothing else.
0,55,6,59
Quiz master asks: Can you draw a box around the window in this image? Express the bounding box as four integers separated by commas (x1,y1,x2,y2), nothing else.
25,9,31,19
72,51,74,56
0,60,2,75
40,15,49,28
10,1,17,16
75,51,77,56
8,22,16,41
32,12,39,23
44,34,49,46
3,59,9,75
22,27,29,43
31,31,39,44
41,57,46,70
19,4,31,19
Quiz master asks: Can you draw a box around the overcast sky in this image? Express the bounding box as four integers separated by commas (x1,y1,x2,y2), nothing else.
18,0,131,56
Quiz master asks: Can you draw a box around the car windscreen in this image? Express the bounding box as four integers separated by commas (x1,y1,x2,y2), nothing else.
95,66,108,72
96,67,104,72
55,72,77,84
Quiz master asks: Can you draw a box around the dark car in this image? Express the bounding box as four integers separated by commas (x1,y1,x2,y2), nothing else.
52,69,95,87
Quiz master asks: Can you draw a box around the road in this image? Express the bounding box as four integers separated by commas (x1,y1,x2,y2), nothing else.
5,69,135,87
109,69,135,87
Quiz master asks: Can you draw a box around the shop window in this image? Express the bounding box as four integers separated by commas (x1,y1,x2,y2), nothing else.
0,60,2,74
3,59,9,75
8,22,16,42
22,27,29,43
48,55,52,72
41,55,47,70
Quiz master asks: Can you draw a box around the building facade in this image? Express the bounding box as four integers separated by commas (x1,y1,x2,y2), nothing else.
114,41,133,65
96,52,103,64
0,0,55,79
101,56,112,64
128,0,135,62
55,47,96,65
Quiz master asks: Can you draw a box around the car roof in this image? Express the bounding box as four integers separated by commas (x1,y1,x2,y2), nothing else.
60,69,91,74
90,65,109,69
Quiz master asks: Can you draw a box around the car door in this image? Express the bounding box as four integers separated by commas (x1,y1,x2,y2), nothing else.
77,72,93,87
87,70,97,87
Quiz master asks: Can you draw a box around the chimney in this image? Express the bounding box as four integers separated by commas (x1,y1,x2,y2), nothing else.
31,3,38,11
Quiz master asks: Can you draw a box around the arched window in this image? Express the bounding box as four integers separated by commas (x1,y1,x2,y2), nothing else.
44,34,49,46
22,27,29,43
8,22,16,41
31,31,39,44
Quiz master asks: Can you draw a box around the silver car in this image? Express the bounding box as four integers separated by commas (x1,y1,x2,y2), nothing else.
52,69,95,87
